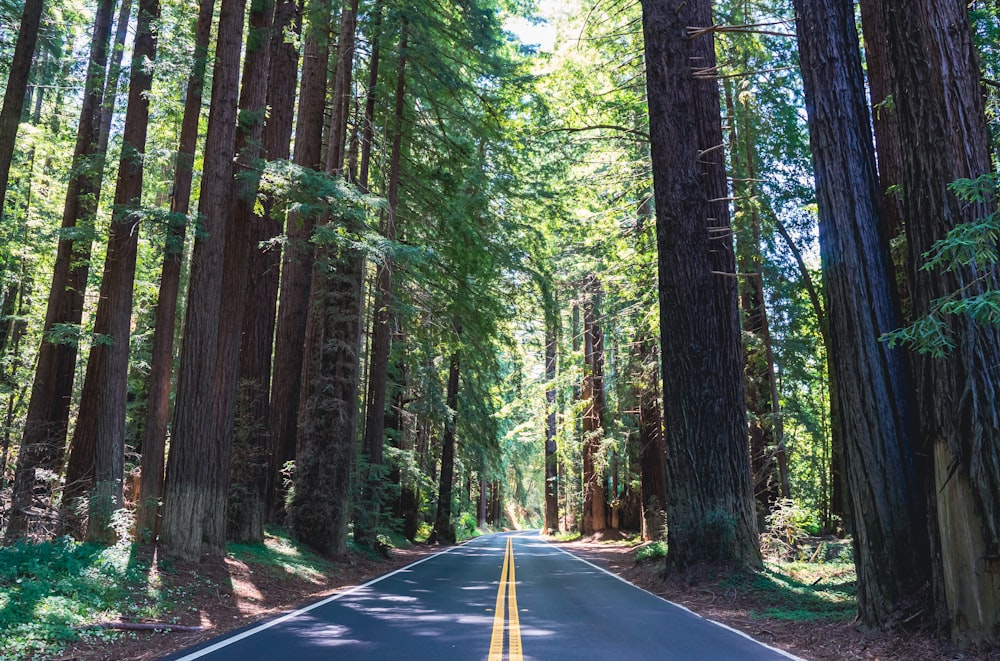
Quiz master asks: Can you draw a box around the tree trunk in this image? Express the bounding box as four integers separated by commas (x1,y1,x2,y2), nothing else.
0,0,45,218
639,0,760,570
266,0,330,522
60,0,136,539
135,0,214,541
543,286,559,534
794,0,933,628
873,0,1000,644
289,0,362,557
160,0,246,561
6,0,117,542
233,0,300,543
637,334,666,541
581,277,607,535
356,10,397,550
222,0,276,545
66,0,158,544
430,352,460,544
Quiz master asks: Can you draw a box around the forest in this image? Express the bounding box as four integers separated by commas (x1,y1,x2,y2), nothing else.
0,0,999,654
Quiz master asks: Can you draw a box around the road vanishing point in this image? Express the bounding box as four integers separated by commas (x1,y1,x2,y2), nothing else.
163,532,801,660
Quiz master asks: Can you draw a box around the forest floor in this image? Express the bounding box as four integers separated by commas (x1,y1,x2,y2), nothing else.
6,530,998,660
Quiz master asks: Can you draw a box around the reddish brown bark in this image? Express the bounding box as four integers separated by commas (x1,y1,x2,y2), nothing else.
430,352,461,544
581,278,607,535
160,0,246,560
134,0,214,541
6,0,117,542
266,0,330,521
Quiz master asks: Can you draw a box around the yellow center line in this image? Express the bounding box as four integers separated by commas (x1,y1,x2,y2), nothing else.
507,538,522,661
487,538,511,661
487,537,523,660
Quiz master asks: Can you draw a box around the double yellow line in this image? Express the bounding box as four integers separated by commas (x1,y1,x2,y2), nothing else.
488,537,522,661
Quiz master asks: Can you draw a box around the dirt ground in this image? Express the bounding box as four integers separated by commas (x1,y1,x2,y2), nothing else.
54,535,999,661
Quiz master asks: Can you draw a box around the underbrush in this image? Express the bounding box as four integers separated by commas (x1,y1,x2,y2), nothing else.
0,537,184,660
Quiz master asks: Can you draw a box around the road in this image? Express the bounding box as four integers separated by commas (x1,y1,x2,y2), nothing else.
163,532,800,660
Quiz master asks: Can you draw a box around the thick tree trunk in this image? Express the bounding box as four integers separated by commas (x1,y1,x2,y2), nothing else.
873,0,1000,644
289,0,363,557
581,277,607,535
135,0,214,541
64,0,158,544
266,0,330,521
0,0,44,218
794,0,931,628
222,0,276,545
233,0,299,543
356,11,397,550
430,352,460,544
160,0,246,561
5,0,117,542
59,0,135,539
639,0,760,570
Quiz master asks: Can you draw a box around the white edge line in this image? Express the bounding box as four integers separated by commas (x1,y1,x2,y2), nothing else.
543,536,807,661
171,540,475,660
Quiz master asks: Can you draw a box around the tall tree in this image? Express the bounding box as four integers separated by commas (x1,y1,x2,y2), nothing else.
160,0,247,560
355,6,396,550
266,0,330,521
135,0,215,540
580,277,607,535
0,0,45,219
542,283,559,534
216,0,276,544
232,0,301,542
639,0,761,569
289,0,363,557
874,0,1000,644
793,0,930,628
6,0,117,541
430,350,461,544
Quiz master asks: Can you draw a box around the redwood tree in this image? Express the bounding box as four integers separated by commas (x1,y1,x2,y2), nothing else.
873,0,1000,644
639,0,760,569
793,0,930,628
160,0,247,560
6,0,117,541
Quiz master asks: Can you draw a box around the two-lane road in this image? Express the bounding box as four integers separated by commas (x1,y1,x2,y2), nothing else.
164,532,800,660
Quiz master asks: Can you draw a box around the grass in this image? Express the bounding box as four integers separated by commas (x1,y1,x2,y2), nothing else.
229,527,334,583
0,537,186,661
724,560,857,623
634,540,668,563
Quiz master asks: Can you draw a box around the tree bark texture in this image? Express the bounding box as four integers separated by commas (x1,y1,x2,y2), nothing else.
794,0,931,628
543,287,559,534
135,0,214,541
222,0,276,545
234,0,300,542
639,0,761,569
431,352,460,544
637,334,666,541
0,0,45,218
581,278,607,535
6,0,116,542
356,14,399,550
289,0,362,557
874,0,1000,644
67,0,158,544
266,0,329,521
160,0,246,560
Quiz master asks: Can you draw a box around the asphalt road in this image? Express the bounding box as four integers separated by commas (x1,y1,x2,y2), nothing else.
163,532,800,660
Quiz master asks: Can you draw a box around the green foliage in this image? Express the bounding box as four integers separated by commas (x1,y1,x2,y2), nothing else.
0,539,181,660
228,528,334,582
635,541,667,563
882,174,1000,356
748,563,856,622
